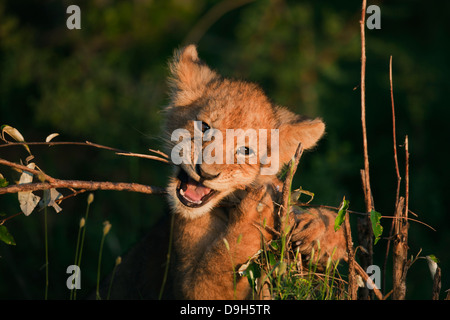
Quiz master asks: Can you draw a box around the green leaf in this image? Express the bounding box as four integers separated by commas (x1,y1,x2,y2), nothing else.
243,261,261,288
270,240,280,251
334,197,349,231
370,210,383,245
0,225,16,245
236,233,242,245
268,251,277,266
0,173,9,188
427,254,440,263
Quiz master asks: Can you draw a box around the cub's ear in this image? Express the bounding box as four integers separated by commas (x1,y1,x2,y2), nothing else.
168,44,218,105
276,108,325,166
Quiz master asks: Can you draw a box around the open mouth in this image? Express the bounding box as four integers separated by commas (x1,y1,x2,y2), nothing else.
176,168,217,208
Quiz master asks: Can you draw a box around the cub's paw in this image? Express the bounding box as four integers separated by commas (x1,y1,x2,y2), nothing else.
289,207,347,265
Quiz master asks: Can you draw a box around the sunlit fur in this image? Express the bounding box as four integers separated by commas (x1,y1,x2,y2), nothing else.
162,45,345,299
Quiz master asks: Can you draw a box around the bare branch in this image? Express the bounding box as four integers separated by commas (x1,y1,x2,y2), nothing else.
354,261,384,300
0,158,55,183
279,143,304,227
343,209,358,300
357,0,374,300
0,179,166,195
116,152,171,164
359,0,373,213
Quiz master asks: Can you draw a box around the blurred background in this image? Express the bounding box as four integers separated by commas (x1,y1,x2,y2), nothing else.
0,0,448,299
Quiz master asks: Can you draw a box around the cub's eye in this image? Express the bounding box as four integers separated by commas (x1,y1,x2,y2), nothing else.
236,146,255,157
201,121,210,133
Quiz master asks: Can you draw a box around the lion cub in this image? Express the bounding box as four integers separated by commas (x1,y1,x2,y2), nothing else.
164,45,346,300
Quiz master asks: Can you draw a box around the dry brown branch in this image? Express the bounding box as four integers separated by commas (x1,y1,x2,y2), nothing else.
354,261,384,300
357,0,374,300
0,158,56,183
383,55,401,292
116,152,170,164
0,179,166,196
359,0,373,213
0,140,121,152
0,140,168,200
343,209,358,300
392,136,410,300
389,56,402,207
148,148,169,159
405,136,409,225
392,197,408,299
0,140,172,164
298,203,435,232
279,143,304,234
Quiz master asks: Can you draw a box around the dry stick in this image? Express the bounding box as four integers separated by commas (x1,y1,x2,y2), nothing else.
0,140,122,152
278,143,303,263
116,152,170,164
0,140,171,164
343,210,357,300
383,55,402,293
354,261,383,300
405,137,409,228
360,0,373,212
298,203,435,231
279,144,304,231
358,0,374,300
0,158,56,183
392,137,409,300
0,140,170,195
0,179,166,196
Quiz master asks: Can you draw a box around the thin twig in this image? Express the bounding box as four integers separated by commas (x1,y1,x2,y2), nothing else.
277,143,303,264
359,0,373,213
357,0,374,300
405,136,409,226
391,137,410,300
0,158,56,183
354,261,384,300
116,152,170,164
0,140,171,164
343,209,357,300
279,143,303,225
384,55,401,292
0,140,120,152
297,203,435,231
390,56,402,205
149,148,169,159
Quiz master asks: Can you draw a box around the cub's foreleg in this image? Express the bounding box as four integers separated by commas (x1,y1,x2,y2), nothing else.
174,186,274,299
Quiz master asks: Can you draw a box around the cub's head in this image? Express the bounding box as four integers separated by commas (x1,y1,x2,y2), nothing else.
163,45,325,219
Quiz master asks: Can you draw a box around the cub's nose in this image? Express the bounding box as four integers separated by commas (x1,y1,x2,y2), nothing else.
195,164,219,180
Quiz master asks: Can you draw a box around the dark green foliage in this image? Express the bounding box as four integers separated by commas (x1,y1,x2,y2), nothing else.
0,0,448,299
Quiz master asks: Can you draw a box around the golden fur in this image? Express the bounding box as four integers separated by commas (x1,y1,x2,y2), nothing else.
163,45,346,299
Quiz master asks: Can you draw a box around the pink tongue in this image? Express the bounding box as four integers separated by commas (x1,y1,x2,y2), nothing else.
183,180,211,202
